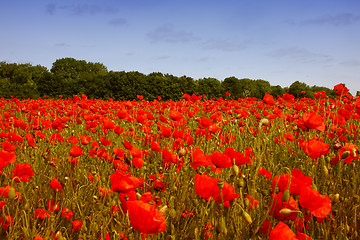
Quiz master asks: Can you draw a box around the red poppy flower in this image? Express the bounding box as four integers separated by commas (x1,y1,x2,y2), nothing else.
0,150,16,171
209,124,221,134
61,207,73,220
1,141,15,152
194,173,239,206
72,220,83,232
258,220,272,235
132,157,144,168
301,111,326,132
272,169,312,196
269,221,296,240
169,109,183,121
103,119,116,130
333,83,349,95
194,173,217,201
150,141,162,152
69,145,84,157
191,147,212,169
210,151,233,168
258,167,272,179
100,136,112,146
33,208,50,220
49,177,63,191
263,94,275,105
300,138,330,159
110,170,141,193
296,232,315,240
127,200,166,234
299,186,331,218
0,215,12,230
12,162,35,183
283,133,295,141
78,134,92,145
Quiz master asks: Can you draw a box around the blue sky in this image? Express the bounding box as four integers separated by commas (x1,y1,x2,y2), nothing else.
1,0,360,94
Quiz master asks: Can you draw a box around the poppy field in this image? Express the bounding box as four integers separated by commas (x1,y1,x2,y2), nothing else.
0,83,359,240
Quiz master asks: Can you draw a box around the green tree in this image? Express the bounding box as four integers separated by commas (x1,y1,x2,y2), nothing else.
222,76,241,99
253,79,271,99
288,81,313,98
270,85,285,97
196,77,223,99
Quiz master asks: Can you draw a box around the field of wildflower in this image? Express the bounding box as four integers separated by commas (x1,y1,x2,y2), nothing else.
0,83,359,240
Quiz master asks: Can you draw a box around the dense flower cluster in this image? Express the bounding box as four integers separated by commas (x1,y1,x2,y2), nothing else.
0,83,358,239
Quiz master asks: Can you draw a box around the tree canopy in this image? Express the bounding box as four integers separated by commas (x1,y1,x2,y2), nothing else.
0,58,338,100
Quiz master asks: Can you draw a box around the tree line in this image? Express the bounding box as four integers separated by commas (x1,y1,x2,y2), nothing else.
0,58,338,100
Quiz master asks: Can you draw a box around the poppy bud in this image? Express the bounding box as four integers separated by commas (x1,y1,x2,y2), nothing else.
244,198,250,209
279,208,295,215
330,193,340,203
322,165,329,177
194,227,200,240
178,148,186,157
341,151,350,159
282,189,290,202
239,179,245,188
24,202,30,211
242,210,252,224
169,208,177,219
231,165,239,176
260,118,269,125
216,217,226,233
8,187,16,200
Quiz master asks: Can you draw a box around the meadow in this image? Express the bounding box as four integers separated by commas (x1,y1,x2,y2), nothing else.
0,83,359,240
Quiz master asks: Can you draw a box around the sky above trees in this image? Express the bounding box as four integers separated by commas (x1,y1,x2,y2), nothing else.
1,0,360,94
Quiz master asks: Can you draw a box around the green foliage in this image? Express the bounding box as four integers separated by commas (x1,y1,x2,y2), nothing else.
0,59,338,100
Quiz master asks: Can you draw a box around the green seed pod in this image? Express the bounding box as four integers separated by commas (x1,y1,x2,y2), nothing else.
8,187,16,200
282,189,290,202
136,192,142,200
217,180,224,190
